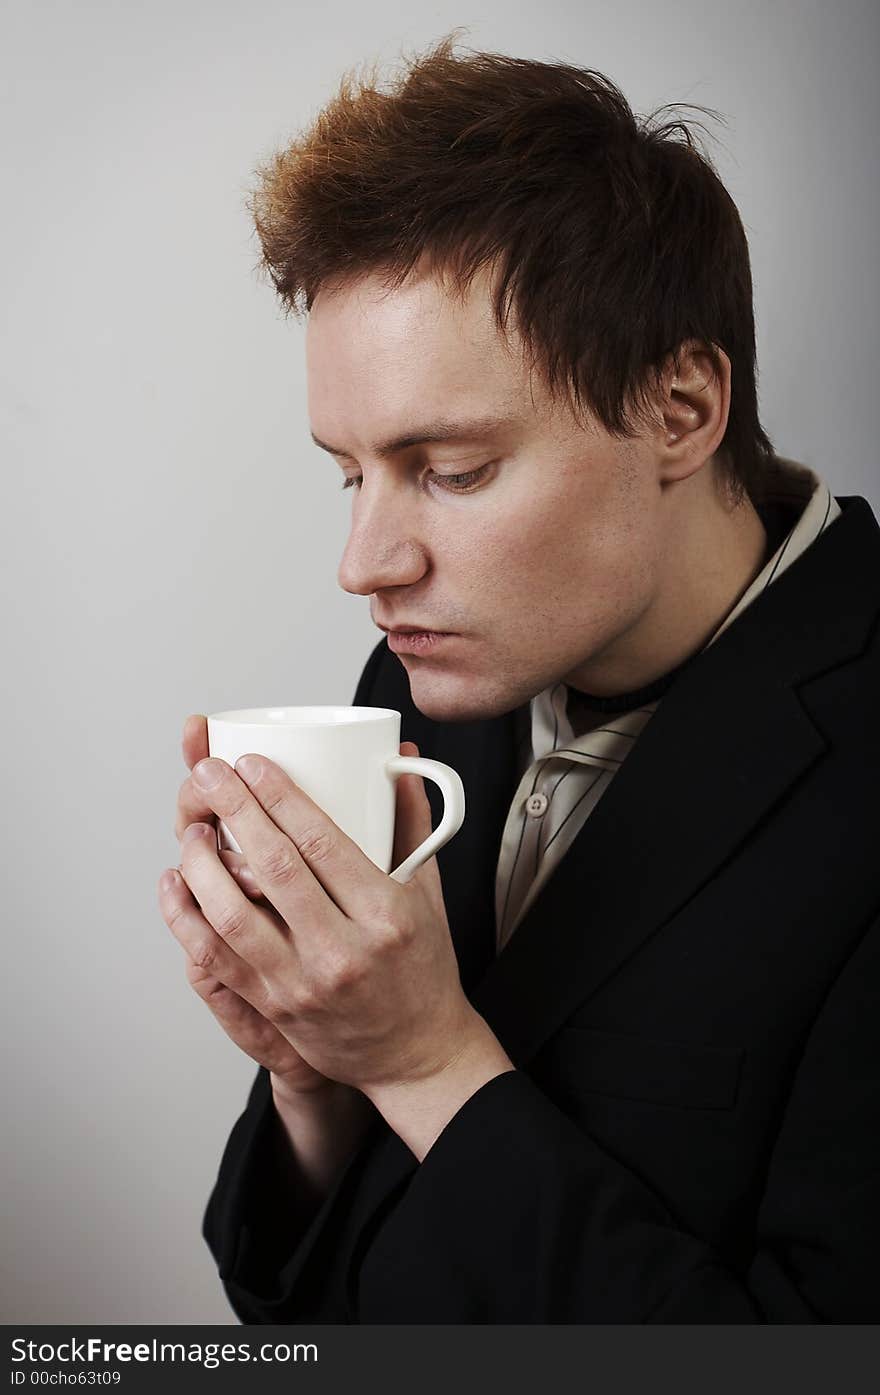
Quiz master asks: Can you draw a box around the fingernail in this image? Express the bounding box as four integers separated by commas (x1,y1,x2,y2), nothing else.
160,869,178,893
192,758,224,789
235,754,263,784
183,823,211,843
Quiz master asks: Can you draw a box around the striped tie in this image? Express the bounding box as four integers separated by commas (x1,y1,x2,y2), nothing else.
495,688,656,952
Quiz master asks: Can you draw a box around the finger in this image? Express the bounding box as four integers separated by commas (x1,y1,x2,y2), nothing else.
189,755,375,923
175,773,218,841
182,714,208,771
184,961,295,1072
177,822,300,980
158,860,278,1010
185,960,247,1015
219,848,267,899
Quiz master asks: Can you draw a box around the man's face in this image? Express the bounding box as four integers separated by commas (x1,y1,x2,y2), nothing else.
306,263,668,722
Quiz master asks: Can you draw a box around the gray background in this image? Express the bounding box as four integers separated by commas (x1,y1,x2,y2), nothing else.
1,0,877,1324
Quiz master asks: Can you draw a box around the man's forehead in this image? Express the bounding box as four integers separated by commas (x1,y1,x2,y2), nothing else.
305,267,557,452
306,261,518,369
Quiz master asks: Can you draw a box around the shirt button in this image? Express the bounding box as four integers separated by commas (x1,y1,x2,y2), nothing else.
525,792,549,818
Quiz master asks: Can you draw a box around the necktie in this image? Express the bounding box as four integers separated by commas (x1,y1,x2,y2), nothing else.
495,686,655,952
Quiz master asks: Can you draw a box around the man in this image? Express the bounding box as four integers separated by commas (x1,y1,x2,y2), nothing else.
158,37,880,1321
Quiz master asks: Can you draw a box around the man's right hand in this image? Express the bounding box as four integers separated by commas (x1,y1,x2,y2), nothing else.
165,713,334,1097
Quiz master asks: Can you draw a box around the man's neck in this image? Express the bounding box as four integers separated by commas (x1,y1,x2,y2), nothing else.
565,468,769,699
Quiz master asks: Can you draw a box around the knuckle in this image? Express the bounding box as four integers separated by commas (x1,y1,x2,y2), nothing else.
184,960,213,988
322,952,360,996
290,980,322,1018
214,900,249,940
258,984,282,1021
165,901,188,931
259,784,286,817
224,788,250,821
365,894,402,935
376,909,413,950
190,939,218,973
295,824,335,867
257,841,299,886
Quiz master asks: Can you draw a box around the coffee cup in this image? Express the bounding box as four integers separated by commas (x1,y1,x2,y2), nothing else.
206,705,465,883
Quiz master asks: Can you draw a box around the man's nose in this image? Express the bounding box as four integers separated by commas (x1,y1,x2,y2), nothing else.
336,482,428,596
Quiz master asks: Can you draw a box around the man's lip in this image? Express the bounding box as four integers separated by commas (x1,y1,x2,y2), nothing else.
386,630,452,655
377,623,451,634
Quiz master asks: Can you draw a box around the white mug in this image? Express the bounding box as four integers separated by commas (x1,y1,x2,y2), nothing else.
206,706,466,884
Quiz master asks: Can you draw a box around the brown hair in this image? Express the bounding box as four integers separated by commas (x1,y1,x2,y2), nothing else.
248,30,776,502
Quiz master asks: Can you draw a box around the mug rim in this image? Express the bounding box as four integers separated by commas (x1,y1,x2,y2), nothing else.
207,705,400,727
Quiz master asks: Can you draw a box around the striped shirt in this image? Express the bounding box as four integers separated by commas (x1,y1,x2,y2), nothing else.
494,457,841,953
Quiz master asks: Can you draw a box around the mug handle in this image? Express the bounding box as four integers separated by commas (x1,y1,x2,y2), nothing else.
384,755,466,884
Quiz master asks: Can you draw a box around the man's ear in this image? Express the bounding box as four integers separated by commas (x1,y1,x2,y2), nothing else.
654,339,731,485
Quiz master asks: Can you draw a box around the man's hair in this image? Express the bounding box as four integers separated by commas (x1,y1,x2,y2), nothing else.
248,30,776,502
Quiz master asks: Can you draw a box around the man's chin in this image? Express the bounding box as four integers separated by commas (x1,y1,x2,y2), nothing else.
400,660,519,724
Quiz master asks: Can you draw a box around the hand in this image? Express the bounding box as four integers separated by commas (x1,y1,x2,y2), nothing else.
159,741,488,1101
164,713,329,1095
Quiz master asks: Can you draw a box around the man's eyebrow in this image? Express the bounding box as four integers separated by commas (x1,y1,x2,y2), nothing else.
309,414,515,461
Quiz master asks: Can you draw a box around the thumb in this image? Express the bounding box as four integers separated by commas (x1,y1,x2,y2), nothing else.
392,740,434,868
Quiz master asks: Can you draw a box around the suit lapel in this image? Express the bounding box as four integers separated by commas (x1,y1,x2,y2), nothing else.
431,712,520,994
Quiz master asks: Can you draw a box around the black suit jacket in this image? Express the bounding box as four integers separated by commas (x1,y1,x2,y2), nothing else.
202,494,880,1323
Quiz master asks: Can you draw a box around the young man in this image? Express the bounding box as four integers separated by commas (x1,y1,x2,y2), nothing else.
159,37,880,1321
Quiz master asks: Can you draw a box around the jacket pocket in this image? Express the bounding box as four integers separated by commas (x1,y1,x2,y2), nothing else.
547,1025,744,1111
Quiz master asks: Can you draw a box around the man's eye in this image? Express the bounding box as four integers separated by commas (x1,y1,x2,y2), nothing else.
341,464,492,493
